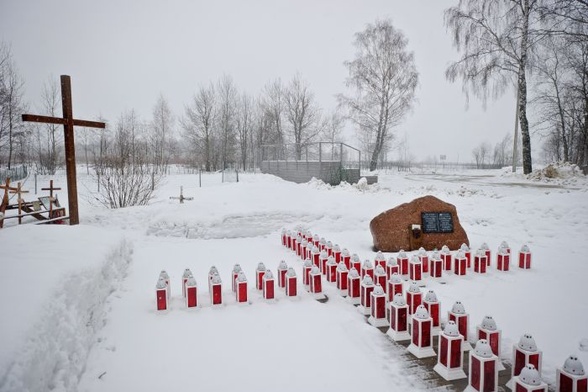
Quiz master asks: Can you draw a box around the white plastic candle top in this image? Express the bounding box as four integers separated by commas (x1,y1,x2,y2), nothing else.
414,305,430,319
306,230,312,238
159,270,169,279
521,244,531,253
183,268,193,278
392,293,407,306
474,340,493,358
337,262,348,272
500,241,509,249
257,262,266,271
209,266,219,275
362,275,374,285
333,244,341,252
348,267,360,278
327,256,337,265
519,364,542,386
211,274,222,284
390,273,403,283
341,248,350,257
563,355,585,375
460,243,470,251
302,239,308,246
451,301,466,314
362,259,374,269
387,257,398,266
303,259,313,267
313,234,320,242
375,265,386,275
424,290,438,302
264,270,274,280
286,267,296,277
475,249,486,257
156,277,167,289
278,260,288,269
237,271,247,282
326,240,333,248
375,251,385,261
498,246,508,255
351,253,361,262
408,282,421,293
481,242,489,250
398,250,407,258
418,247,426,256
232,264,242,273
410,255,421,264
281,228,286,234
287,230,292,236
518,334,538,351
444,320,460,337
186,276,197,287
319,238,326,246
310,265,320,274
431,250,441,260
296,234,302,242
312,245,320,254
480,316,497,331
441,245,450,254
373,284,385,295
456,250,466,259
320,250,328,259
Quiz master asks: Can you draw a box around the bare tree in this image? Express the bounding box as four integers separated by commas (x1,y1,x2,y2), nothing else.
284,75,322,159
182,83,217,171
235,92,254,170
493,133,514,166
445,0,540,174
216,75,238,169
338,19,419,171
259,79,286,157
472,141,492,168
322,109,346,144
150,93,175,174
32,77,62,174
0,44,27,169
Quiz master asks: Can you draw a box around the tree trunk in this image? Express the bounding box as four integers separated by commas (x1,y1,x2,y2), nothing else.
518,0,533,175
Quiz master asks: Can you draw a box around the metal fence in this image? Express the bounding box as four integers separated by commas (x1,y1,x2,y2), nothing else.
0,165,28,182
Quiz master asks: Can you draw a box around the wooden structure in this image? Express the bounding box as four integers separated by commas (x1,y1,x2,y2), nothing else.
22,75,105,225
0,178,67,227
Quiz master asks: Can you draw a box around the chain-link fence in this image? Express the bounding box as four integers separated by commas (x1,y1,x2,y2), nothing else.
0,165,28,182
260,142,362,185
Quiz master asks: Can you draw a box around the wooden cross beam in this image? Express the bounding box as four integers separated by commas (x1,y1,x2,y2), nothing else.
22,75,105,225
169,186,194,204
42,180,62,200
10,182,29,224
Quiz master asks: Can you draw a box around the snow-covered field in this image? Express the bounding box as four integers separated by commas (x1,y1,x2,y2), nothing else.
1,166,587,391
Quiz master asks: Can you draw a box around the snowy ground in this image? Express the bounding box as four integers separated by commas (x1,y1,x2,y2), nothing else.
1,166,587,391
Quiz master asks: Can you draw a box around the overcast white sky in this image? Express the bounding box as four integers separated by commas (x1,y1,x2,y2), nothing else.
1,0,524,162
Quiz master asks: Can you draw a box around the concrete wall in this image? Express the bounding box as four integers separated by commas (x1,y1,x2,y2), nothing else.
260,160,360,185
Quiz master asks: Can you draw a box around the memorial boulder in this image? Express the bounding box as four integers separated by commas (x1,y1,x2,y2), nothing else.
370,195,469,252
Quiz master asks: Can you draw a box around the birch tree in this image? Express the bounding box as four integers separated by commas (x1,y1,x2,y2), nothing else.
182,83,217,171
338,19,418,171
445,0,540,174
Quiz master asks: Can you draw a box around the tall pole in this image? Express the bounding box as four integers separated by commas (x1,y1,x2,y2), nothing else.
512,89,520,173
61,75,80,225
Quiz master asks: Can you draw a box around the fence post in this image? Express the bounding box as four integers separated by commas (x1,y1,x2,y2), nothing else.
35,173,38,194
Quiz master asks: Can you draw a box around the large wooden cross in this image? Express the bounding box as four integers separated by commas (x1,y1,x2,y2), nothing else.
22,75,105,225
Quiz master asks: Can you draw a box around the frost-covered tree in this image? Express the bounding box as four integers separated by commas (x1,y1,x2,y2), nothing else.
284,74,322,160
445,0,539,174
150,93,175,174
338,19,418,171
182,83,217,171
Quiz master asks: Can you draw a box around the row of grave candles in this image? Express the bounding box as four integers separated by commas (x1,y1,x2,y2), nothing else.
279,228,583,392
281,228,533,282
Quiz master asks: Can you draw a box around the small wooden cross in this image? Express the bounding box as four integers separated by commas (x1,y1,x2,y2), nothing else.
10,182,29,224
42,180,62,200
0,178,18,228
170,186,194,204
22,75,105,225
